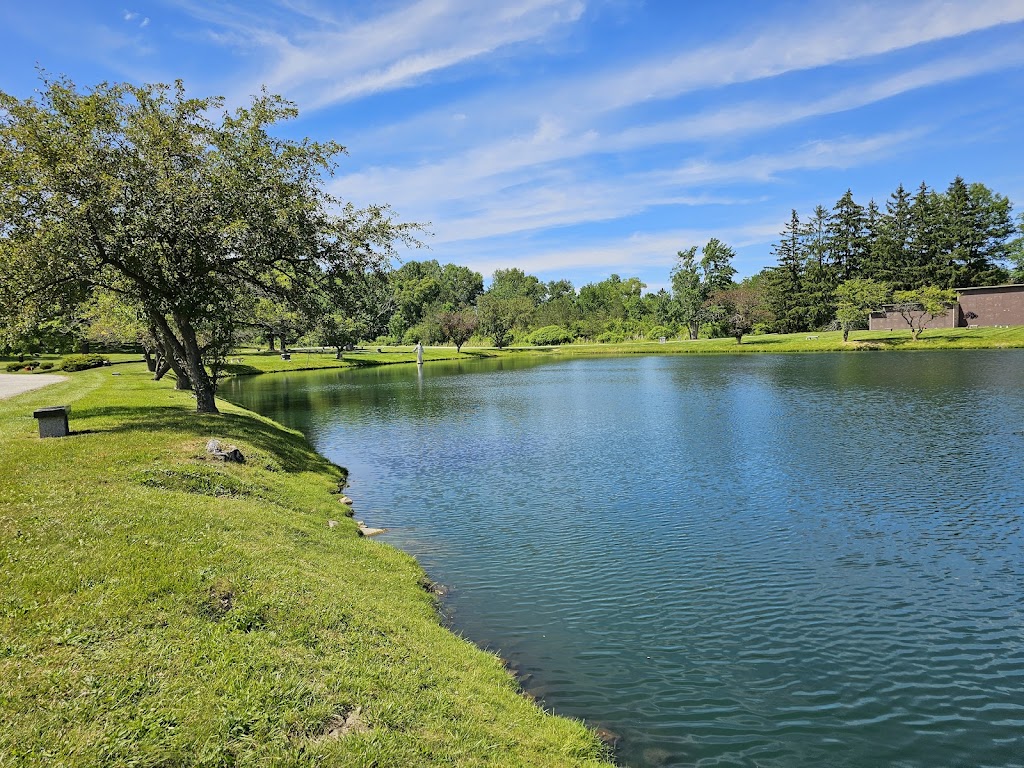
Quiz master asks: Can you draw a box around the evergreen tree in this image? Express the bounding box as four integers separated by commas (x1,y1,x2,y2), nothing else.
873,184,914,290
803,204,835,329
828,189,867,282
908,182,943,287
862,199,882,279
763,210,809,333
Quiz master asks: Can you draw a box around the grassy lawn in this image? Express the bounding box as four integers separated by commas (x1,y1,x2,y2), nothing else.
0,365,612,767
532,325,1024,356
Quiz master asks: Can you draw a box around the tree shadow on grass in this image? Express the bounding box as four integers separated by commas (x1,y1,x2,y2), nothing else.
67,405,339,475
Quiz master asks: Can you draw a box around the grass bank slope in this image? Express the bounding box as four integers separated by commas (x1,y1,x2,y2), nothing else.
0,365,611,767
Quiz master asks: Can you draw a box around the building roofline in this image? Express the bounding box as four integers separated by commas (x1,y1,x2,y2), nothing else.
954,283,1024,292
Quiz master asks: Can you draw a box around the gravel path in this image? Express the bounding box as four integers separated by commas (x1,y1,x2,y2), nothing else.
0,373,68,400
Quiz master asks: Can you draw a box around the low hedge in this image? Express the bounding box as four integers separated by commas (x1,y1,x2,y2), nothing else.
60,354,110,372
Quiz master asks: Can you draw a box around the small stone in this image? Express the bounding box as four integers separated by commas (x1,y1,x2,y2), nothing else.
595,727,621,748
207,440,244,463
339,495,353,505
328,520,339,528
222,447,245,463
356,523,386,537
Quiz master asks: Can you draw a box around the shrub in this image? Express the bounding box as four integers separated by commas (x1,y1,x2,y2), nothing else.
40,362,54,370
596,331,624,344
61,354,110,372
5,361,24,372
527,325,575,346
646,325,674,340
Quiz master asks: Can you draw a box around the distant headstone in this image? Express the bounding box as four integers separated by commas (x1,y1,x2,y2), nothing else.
280,353,291,360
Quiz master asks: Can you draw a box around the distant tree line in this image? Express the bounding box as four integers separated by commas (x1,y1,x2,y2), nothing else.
362,176,1022,347
756,177,1019,334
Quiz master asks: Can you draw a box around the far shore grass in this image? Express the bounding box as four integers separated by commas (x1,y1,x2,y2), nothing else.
0,365,612,767
220,325,1024,373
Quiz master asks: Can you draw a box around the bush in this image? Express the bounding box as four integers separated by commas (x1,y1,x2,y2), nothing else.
596,331,624,344
527,325,575,346
5,361,24,372
646,325,674,340
61,354,110,372
40,362,54,370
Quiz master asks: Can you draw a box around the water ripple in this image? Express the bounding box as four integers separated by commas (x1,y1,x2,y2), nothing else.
223,352,1024,768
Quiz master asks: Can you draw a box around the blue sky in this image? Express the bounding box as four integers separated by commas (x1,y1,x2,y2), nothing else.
2,1,1023,291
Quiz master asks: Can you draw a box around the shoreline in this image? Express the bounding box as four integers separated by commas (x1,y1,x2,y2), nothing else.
214,326,1024,380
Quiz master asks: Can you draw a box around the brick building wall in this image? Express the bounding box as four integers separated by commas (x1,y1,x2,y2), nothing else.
956,285,1024,326
868,308,958,331
868,284,1024,331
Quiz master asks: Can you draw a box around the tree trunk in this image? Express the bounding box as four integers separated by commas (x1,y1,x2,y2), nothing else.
174,313,219,414
843,328,850,342
153,355,171,381
143,348,156,372
149,310,219,414
335,347,343,360
267,334,276,352
688,322,698,340
456,342,463,352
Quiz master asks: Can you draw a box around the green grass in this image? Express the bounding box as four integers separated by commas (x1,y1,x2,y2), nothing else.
520,325,1024,357
0,365,612,767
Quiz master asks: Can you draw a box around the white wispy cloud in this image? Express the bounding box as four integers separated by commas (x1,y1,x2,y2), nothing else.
329,32,1024,229
122,9,150,28
177,0,586,107
342,129,922,258
559,0,1024,115
441,220,786,280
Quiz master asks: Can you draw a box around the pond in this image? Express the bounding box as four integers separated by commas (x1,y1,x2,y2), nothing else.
222,351,1024,768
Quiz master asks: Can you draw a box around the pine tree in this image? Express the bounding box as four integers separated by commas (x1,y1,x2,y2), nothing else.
873,184,914,290
763,210,809,333
908,182,942,288
802,205,835,329
828,189,867,282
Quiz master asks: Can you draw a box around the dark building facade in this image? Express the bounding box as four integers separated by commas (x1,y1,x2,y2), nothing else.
869,284,1024,331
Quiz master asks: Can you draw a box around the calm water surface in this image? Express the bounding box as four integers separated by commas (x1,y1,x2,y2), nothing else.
222,352,1024,767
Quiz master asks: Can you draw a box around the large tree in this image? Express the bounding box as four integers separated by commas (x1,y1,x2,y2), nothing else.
0,77,417,412
670,239,736,339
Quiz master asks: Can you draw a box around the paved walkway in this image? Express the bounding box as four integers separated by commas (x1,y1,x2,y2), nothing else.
0,373,68,400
